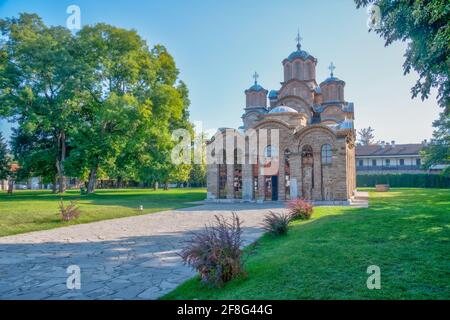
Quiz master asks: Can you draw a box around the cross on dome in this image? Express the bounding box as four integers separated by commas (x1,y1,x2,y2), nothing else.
329,62,336,77
295,29,302,50
252,71,259,84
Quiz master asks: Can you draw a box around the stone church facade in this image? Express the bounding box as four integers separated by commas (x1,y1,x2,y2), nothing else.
206,36,356,203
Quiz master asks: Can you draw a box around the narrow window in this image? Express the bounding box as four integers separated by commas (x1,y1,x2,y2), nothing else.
321,144,332,165
372,160,377,166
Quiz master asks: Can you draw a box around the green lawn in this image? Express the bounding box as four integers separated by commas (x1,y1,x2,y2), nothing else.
163,188,450,300
0,188,206,237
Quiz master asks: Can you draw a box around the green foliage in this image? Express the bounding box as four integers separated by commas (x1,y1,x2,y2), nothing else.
357,173,450,188
262,211,291,236
355,0,450,179
0,14,193,193
355,0,450,108
421,111,450,176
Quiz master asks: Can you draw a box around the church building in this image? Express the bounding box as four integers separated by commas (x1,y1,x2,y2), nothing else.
206,34,356,203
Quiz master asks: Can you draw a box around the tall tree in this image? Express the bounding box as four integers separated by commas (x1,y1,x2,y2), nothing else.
69,24,192,193
0,13,83,193
355,0,450,171
421,112,450,176
357,126,376,145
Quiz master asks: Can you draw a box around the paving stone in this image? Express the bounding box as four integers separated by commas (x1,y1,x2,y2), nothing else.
0,203,276,300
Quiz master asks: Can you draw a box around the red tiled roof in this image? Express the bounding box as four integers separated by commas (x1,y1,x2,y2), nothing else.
356,144,424,157
10,163,19,172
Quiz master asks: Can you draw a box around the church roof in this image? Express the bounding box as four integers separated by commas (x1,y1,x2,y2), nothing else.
356,144,424,157
268,90,279,99
247,83,265,92
286,49,314,62
321,76,345,85
269,106,298,114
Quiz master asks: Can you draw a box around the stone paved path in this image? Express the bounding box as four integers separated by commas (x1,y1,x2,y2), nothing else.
0,203,286,300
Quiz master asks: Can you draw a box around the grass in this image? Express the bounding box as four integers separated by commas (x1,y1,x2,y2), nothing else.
163,188,450,300
0,188,206,237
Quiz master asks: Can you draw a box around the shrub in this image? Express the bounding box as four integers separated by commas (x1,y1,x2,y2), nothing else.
59,198,81,222
287,199,313,220
180,212,245,287
262,211,291,236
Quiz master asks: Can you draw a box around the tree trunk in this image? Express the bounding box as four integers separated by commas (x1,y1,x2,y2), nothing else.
87,164,98,194
52,175,57,194
7,178,13,194
56,131,67,193
164,181,169,190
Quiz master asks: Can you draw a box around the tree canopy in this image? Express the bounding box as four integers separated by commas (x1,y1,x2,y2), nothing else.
0,14,193,193
355,0,449,174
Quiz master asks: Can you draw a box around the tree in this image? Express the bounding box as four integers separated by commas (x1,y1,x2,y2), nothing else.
68,24,192,193
421,112,450,176
0,132,10,181
11,127,59,192
355,0,449,108
355,1,450,172
0,14,83,193
357,126,376,145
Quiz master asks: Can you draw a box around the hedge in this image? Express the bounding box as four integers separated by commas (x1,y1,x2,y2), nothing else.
357,174,450,188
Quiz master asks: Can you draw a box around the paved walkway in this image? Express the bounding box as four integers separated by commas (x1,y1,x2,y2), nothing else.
0,203,287,300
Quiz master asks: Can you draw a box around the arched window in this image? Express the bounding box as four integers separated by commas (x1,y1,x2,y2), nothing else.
321,144,332,164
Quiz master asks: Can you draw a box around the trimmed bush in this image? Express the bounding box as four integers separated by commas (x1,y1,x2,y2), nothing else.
180,213,245,287
357,174,450,188
262,211,291,236
287,199,313,220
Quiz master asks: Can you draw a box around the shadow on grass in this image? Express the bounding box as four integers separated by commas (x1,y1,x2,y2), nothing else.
162,189,450,300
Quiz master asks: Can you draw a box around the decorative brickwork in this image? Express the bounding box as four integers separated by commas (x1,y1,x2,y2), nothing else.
207,37,356,202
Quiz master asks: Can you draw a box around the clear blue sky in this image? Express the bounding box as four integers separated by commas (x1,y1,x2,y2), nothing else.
0,0,441,144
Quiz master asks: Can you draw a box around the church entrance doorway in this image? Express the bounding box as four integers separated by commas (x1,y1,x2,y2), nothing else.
265,176,279,201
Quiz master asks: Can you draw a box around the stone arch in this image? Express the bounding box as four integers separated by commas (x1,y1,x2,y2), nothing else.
295,125,337,153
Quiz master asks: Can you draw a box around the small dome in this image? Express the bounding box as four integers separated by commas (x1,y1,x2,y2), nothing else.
321,76,345,85
248,83,265,92
269,106,298,114
268,90,279,99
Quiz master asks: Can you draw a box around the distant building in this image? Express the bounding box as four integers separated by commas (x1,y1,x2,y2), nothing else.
356,141,445,174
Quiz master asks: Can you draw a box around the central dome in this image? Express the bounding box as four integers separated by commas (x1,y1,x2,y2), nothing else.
287,49,312,61
269,106,298,114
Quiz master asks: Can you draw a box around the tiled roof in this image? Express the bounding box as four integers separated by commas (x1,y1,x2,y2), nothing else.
356,144,424,156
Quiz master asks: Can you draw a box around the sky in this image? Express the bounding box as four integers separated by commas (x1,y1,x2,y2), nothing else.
0,0,442,144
